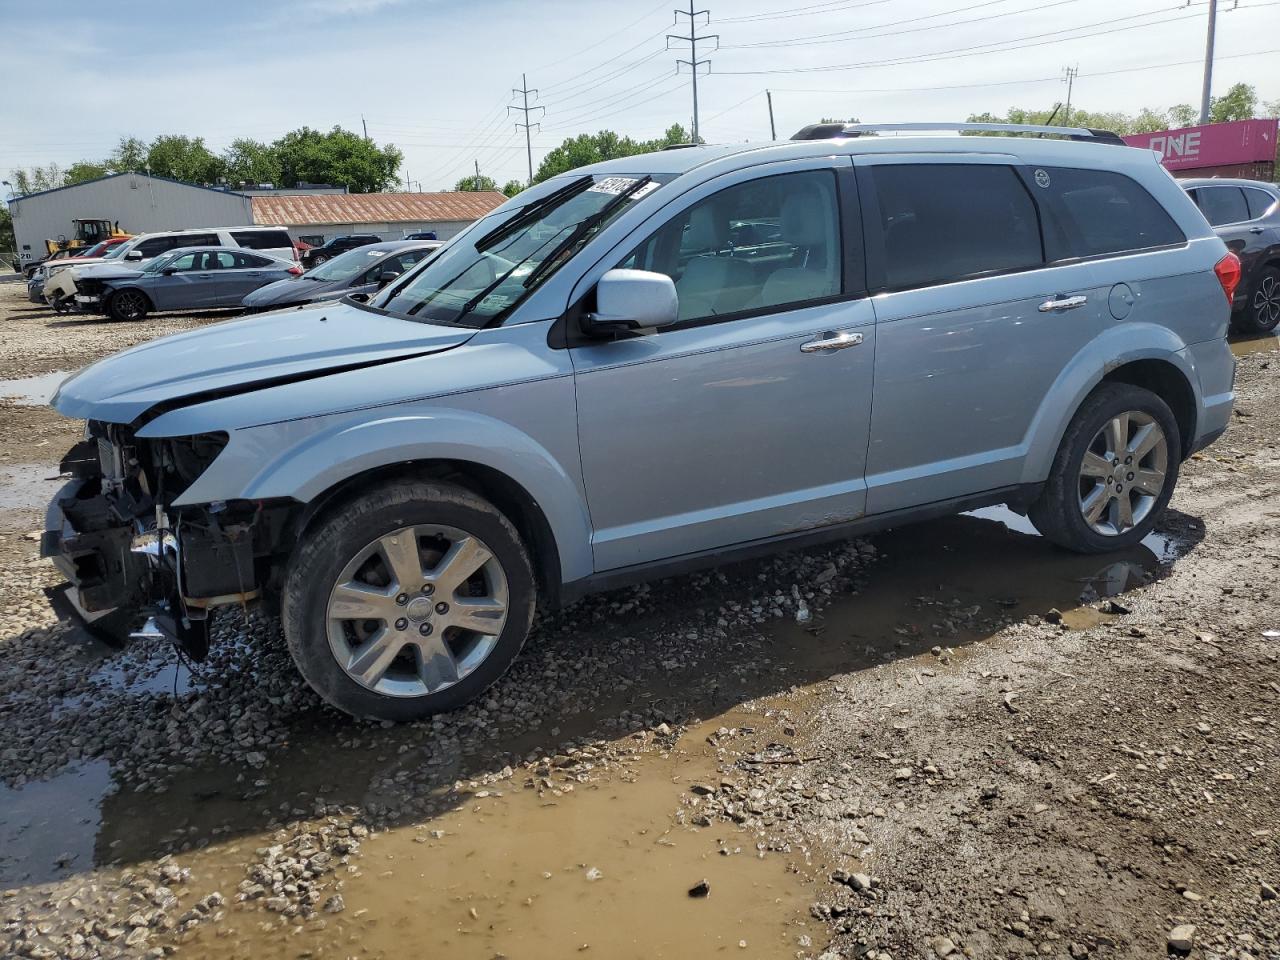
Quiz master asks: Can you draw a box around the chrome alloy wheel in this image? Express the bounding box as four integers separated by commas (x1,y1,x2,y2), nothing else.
1077,411,1169,536
325,525,509,698
1253,274,1280,329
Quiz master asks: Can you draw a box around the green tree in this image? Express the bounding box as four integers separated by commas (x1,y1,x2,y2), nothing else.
454,174,499,192
107,136,148,172
1209,82,1257,123
221,138,282,186
1168,104,1199,128
8,164,65,194
532,123,692,183
501,179,525,198
65,161,109,184
144,135,225,184
272,126,402,193
0,207,15,261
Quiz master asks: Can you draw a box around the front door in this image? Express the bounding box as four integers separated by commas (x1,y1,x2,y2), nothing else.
570,162,876,572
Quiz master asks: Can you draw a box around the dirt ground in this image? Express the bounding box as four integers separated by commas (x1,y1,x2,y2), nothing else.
0,282,1277,960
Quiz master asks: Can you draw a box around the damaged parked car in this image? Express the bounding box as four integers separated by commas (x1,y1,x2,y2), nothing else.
45,123,1237,721
75,246,301,321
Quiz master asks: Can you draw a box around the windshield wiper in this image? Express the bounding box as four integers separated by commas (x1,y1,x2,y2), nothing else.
473,175,593,253
520,176,652,292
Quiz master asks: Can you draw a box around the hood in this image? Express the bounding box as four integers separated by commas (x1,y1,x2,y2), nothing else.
242,276,347,309
73,262,146,282
53,301,478,424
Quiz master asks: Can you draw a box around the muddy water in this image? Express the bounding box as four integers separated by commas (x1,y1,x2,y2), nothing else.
177,722,818,960
0,369,69,405
0,462,64,510
1230,332,1280,357
0,507,1194,956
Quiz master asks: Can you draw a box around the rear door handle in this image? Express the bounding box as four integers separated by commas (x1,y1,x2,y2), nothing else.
801,330,864,353
1038,295,1088,313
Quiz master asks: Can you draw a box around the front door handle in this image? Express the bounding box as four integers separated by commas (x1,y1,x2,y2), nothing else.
1249,226,1264,234
801,329,864,353
1038,294,1088,313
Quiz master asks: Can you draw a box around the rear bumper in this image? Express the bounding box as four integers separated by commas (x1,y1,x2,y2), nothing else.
1183,337,1235,457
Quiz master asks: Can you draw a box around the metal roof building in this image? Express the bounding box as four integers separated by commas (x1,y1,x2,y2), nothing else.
249,191,508,243
7,172,255,269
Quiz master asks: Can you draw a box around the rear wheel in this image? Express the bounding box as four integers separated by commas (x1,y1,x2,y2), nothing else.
107,288,150,322
1029,383,1180,553
1239,265,1280,334
311,253,328,266
283,479,536,721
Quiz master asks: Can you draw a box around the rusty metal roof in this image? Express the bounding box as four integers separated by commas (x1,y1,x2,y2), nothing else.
251,191,508,226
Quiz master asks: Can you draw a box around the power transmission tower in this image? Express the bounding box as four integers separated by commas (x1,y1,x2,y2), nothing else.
668,1,717,143
1062,66,1078,125
509,74,544,186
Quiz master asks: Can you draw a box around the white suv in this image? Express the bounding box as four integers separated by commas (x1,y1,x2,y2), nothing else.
41,227,296,308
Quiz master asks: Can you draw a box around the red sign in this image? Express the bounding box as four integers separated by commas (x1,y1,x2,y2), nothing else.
1123,118,1278,171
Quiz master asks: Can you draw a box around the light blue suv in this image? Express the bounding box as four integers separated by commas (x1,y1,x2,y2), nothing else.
44,123,1238,720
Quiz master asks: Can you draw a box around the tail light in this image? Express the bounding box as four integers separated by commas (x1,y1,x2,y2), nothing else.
1214,252,1241,304
287,265,303,276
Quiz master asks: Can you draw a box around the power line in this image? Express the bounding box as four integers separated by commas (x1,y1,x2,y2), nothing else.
668,0,718,141
715,0,891,24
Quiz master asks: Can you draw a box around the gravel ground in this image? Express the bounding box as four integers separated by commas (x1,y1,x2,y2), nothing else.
0,283,1277,959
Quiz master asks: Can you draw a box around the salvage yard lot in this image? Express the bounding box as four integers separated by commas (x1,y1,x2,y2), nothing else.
1,282,1278,959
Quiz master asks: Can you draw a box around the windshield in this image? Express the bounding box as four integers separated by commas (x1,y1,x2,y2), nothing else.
308,246,390,282
372,174,662,326
79,241,109,258
102,243,128,260
142,251,183,274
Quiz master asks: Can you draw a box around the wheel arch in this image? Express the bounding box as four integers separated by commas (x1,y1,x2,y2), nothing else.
294,458,565,608
1100,358,1197,459
106,285,154,312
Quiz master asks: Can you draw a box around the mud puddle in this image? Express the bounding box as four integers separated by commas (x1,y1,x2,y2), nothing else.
0,462,65,510
0,760,112,885
177,719,818,959
1230,332,1280,357
0,369,68,406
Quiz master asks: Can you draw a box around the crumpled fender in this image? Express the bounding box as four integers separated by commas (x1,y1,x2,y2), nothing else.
1018,321,1202,484
172,405,595,584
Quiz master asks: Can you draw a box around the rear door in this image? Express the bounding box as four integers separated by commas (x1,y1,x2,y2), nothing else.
1190,185,1266,308
570,159,877,571
857,156,1107,513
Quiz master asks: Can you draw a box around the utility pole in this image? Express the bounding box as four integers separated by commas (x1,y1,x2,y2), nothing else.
1062,66,1078,125
668,1,717,143
362,115,369,140
1199,0,1218,124
475,159,481,183
509,74,545,186
766,89,776,140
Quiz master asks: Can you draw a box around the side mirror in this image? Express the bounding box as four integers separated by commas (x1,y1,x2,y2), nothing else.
377,269,402,287
585,269,678,336
348,292,371,303
125,250,143,261
161,266,178,275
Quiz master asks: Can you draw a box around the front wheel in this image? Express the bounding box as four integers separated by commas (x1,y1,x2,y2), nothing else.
1028,383,1181,553
283,479,536,721
310,254,328,266
107,288,150,322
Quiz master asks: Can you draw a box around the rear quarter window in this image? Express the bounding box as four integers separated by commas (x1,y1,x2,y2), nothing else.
231,229,293,250
1040,168,1184,258
1243,187,1277,220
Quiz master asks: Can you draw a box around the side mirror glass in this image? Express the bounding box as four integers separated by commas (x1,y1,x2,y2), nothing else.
585,269,678,336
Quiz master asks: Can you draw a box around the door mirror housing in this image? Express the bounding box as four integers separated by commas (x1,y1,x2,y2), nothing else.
585,269,678,336
161,266,178,275
125,250,143,261
347,292,371,303
377,269,401,287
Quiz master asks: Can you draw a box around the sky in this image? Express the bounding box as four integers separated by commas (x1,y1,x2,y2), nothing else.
2,0,1278,193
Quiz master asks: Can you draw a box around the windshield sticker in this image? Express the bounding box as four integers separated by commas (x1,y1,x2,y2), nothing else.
1034,169,1051,189
590,177,659,199
365,251,387,257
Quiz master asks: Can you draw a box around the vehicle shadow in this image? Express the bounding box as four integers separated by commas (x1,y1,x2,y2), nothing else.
0,505,1207,885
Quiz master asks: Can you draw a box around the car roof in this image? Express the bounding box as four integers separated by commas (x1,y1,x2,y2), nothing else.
162,245,289,259
569,134,1164,179
355,240,440,253
1178,177,1279,191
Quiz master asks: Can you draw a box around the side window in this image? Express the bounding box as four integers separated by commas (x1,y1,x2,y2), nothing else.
620,170,842,324
213,251,237,269
177,233,219,249
870,164,1042,290
1243,188,1276,220
231,252,270,268
136,237,174,257
1195,186,1249,227
166,253,198,271
231,229,292,250
1041,167,1185,258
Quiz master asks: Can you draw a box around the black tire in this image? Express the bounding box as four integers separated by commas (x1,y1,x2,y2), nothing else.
107,288,150,322
311,254,328,266
1028,382,1181,553
283,479,536,721
1237,265,1280,335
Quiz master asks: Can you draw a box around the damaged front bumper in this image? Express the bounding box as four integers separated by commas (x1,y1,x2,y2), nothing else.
41,429,267,659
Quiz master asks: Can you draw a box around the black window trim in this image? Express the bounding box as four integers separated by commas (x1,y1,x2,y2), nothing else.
550,165,866,349
856,159,1050,295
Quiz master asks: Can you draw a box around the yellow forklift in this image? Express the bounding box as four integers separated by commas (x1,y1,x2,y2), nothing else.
45,218,130,256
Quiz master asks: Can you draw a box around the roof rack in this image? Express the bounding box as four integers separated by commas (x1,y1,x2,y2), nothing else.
791,122,1125,145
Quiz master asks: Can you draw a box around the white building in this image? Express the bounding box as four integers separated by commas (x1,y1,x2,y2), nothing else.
8,173,255,269
249,191,508,246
